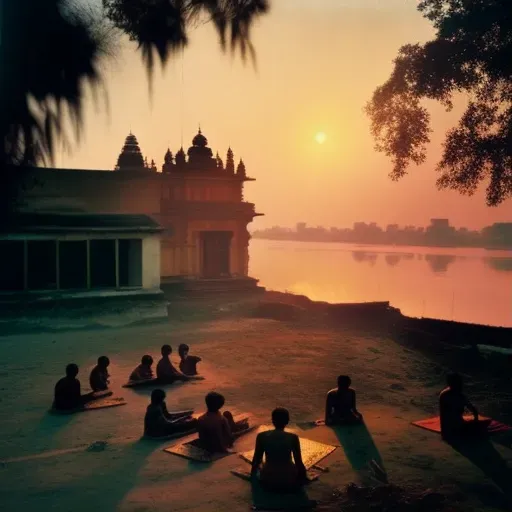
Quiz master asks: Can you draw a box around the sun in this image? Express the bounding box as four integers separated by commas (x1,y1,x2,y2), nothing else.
315,132,327,144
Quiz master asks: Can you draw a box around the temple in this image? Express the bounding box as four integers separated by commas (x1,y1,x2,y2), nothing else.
7,129,263,295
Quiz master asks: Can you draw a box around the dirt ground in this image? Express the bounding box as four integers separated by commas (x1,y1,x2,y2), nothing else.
0,314,511,512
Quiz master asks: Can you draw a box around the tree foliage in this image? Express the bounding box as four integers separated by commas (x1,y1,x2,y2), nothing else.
366,0,512,206
1,0,269,168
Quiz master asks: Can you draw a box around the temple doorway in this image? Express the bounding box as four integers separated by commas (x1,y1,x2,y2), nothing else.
200,231,232,278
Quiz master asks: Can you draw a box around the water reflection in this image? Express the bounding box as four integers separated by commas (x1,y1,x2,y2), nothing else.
249,239,512,327
424,254,457,273
485,257,512,272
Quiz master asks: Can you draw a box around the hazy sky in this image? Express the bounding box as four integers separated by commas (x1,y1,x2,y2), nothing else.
58,0,511,230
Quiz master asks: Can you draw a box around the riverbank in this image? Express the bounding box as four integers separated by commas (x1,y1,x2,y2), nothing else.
0,310,511,512
0,294,512,512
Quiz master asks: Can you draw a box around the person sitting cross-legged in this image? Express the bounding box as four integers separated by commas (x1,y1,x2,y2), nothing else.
439,372,491,442
325,375,363,426
54,363,99,411
196,391,248,453
144,389,196,438
251,407,308,493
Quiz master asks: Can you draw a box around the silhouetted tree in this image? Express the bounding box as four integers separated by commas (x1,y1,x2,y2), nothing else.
0,0,269,218
366,1,512,206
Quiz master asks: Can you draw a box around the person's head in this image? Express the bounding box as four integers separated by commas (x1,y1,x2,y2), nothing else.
66,363,79,378
161,344,172,357
151,388,166,405
205,391,225,412
98,356,110,368
178,344,189,359
141,355,153,367
447,372,463,391
271,407,290,429
337,375,351,389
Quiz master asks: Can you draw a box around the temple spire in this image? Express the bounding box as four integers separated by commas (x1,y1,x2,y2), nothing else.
236,158,246,177
225,147,235,174
115,132,146,171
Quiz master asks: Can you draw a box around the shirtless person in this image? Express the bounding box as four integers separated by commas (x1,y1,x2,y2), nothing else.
251,408,308,493
196,391,247,453
156,345,193,384
89,356,110,392
178,343,202,376
325,375,363,425
54,364,100,411
129,355,154,382
439,373,491,441
144,389,196,438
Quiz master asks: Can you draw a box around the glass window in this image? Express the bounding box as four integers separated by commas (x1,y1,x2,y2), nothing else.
59,240,87,290
119,239,142,287
27,240,57,290
90,239,116,288
0,240,24,291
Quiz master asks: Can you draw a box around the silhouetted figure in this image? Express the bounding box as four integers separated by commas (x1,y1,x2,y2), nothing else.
325,375,363,425
196,392,247,453
53,364,97,411
144,389,196,438
156,345,192,383
129,355,154,382
178,343,202,376
89,356,110,392
439,373,491,441
251,408,307,493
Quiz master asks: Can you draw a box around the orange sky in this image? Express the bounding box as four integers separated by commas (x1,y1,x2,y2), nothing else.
58,0,511,230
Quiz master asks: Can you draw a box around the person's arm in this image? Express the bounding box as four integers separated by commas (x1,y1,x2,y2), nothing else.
251,433,264,477
292,434,307,480
464,395,478,420
351,390,362,418
221,416,234,450
325,391,334,424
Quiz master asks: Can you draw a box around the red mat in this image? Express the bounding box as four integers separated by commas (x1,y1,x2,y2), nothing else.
412,415,512,434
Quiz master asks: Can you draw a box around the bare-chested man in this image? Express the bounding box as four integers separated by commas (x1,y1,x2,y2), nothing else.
251,408,308,493
439,373,491,441
325,375,363,425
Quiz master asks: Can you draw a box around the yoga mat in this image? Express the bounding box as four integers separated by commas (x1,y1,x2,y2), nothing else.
122,378,159,388
163,414,255,461
411,415,512,434
239,425,337,469
50,397,126,414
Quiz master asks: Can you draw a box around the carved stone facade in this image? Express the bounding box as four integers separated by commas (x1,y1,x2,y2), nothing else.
17,129,263,282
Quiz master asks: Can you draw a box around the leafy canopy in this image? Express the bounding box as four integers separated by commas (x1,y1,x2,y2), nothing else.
366,0,512,206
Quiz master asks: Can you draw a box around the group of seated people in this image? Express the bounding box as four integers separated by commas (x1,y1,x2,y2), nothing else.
130,344,202,383
54,355,490,494
53,344,201,411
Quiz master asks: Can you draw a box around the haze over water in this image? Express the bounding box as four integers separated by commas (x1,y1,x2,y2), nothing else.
250,239,512,328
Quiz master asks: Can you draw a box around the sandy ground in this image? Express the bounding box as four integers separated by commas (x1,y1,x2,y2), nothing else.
0,316,511,512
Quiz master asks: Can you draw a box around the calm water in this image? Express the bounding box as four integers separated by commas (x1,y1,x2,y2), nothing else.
249,239,512,327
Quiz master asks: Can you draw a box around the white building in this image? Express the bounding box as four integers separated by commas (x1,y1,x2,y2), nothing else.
0,213,163,298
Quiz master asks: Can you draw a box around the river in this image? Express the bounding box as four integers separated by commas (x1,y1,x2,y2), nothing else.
249,238,512,327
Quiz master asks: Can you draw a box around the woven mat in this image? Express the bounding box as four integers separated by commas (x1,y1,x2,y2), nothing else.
412,415,511,434
50,397,126,414
239,425,336,469
164,414,255,462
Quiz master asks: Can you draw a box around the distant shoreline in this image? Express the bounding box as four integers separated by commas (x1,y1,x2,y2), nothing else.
250,234,512,252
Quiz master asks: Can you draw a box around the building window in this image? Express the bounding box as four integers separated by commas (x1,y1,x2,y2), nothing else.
27,240,57,290
0,240,24,291
90,239,116,288
59,240,87,290
119,239,142,287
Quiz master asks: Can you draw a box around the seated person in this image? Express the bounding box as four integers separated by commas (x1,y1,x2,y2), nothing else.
156,344,192,383
196,391,248,453
178,343,202,376
129,355,154,382
251,408,308,493
144,389,196,438
325,375,363,425
54,364,97,411
439,372,491,441
89,356,110,392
